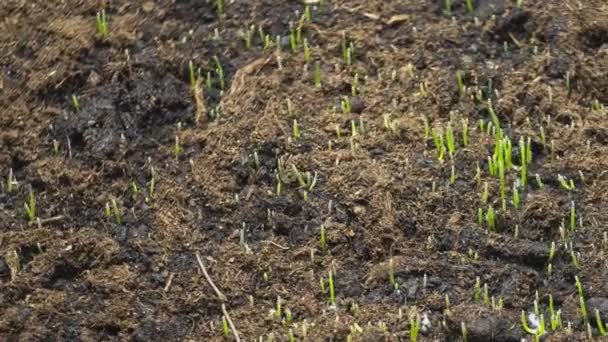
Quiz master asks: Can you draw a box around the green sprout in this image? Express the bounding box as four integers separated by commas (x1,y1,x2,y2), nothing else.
462,118,468,146
320,225,327,254
596,310,607,336
461,322,468,342
575,276,587,322
328,268,335,306
456,70,465,97
445,0,452,15
570,201,576,231
548,241,556,262
111,198,121,224
519,137,528,186
478,207,483,225
6,168,16,193
410,314,420,342
289,25,297,52
535,173,543,188
222,316,230,337
131,180,139,201
340,96,352,114
96,9,109,39
465,0,474,13
521,310,546,339
474,162,481,185
388,258,396,289
512,182,520,208
486,206,496,231
303,38,311,64
342,39,353,66
445,123,456,159
431,128,445,162
557,174,575,190
351,73,359,96
243,25,254,49
24,187,36,222
516,0,525,9
292,119,300,140
216,0,224,20
174,135,182,161
314,61,321,88
304,5,311,22
473,277,481,302
481,181,489,204
422,116,430,140
285,307,293,325
71,95,80,112
213,56,225,91
275,296,282,318
52,140,59,155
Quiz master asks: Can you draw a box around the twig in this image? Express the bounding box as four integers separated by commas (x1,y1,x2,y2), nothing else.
262,240,289,250
195,252,226,301
163,272,175,292
221,303,241,342
28,215,65,227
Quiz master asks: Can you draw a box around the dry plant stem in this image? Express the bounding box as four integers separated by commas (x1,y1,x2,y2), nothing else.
163,272,175,292
27,215,65,227
262,240,289,250
222,303,241,342
195,252,227,301
195,252,241,341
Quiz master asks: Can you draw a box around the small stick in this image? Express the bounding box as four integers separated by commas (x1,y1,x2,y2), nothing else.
163,272,175,292
28,215,65,227
262,240,289,250
195,252,227,301
221,303,241,342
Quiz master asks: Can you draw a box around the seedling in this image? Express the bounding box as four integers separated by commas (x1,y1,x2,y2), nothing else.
328,268,335,306
431,128,445,162
519,137,528,186
596,310,607,336
473,277,481,302
71,95,80,112
243,25,254,49
289,25,297,52
341,96,352,114
535,173,543,188
292,119,300,140
216,0,224,20
52,140,59,155
320,225,327,254
462,118,468,146
422,116,430,140
174,135,182,161
516,0,525,9
461,322,468,342
275,296,282,318
486,206,496,231
512,182,520,208
314,61,321,88
465,0,474,13
388,258,396,289
575,276,587,322
111,198,121,224
445,123,456,159
303,38,311,64
130,180,139,201
445,0,452,15
6,168,17,193
96,10,109,39
456,70,465,97
570,201,576,231
222,316,230,336
557,174,575,190
410,314,421,342
24,187,36,222
305,5,311,22
213,56,225,90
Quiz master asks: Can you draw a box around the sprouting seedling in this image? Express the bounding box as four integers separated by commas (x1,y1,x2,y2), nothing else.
431,128,445,162
285,307,293,325
521,310,546,338
422,116,430,140
222,316,230,337
71,95,80,112
548,241,556,262
314,61,321,88
24,187,36,222
474,161,481,185
535,173,543,188
539,126,546,149
131,180,139,201
6,168,17,193
445,123,456,159
52,140,59,155
341,96,352,114
320,225,327,254
216,0,224,20
303,38,311,64
519,137,528,186
462,118,468,146
481,181,489,204
328,268,335,306
188,60,196,89
565,71,571,94
213,56,225,90
96,9,109,39
388,258,396,289
456,70,465,97
292,119,300,140
596,310,607,336
516,0,525,9
465,0,475,13
275,296,282,318
304,5,311,22
486,206,496,231
570,201,576,231
110,198,121,224
473,277,481,302
174,135,182,161
557,174,575,190
351,73,359,96
450,164,456,184
445,0,452,15
512,182,520,208
289,25,297,52
575,276,588,322
242,25,255,49
478,207,483,225
410,314,421,342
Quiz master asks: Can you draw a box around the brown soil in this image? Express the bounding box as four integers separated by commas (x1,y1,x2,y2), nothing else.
2,0,608,341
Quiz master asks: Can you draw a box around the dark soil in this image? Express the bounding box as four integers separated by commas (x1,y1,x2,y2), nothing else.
2,0,608,341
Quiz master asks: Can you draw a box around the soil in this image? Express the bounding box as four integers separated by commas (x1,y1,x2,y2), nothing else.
1,0,608,341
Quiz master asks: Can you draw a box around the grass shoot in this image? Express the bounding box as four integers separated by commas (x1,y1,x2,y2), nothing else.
96,10,109,39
